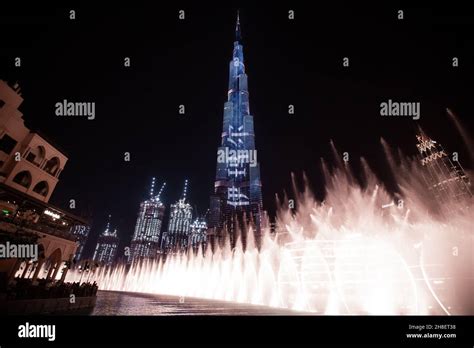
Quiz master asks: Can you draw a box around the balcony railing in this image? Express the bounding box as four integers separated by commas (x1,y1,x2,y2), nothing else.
0,215,76,242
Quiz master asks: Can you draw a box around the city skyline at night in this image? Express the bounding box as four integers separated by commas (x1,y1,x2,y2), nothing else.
1,5,472,260
0,5,473,346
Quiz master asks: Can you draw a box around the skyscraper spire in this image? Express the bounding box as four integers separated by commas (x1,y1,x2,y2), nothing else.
235,10,241,42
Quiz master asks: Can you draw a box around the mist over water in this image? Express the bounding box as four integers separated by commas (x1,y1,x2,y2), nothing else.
67,137,473,315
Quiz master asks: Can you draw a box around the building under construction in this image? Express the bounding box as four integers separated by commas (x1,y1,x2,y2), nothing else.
415,128,472,212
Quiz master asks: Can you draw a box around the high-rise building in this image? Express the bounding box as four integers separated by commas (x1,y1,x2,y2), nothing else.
416,128,472,211
162,180,193,252
70,224,91,261
189,216,208,251
93,215,119,266
130,178,166,263
210,13,263,248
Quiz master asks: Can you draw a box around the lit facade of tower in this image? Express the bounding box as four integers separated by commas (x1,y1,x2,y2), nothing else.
93,215,119,266
130,178,166,262
70,224,90,261
162,180,193,252
416,129,472,211
189,216,208,251
210,13,263,248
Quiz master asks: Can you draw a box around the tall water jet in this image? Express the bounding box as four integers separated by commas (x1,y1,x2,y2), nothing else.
66,133,473,315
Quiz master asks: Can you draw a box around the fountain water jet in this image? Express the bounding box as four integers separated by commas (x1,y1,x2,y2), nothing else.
66,138,473,315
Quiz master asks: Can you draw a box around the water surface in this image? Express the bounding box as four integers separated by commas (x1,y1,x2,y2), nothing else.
92,290,307,315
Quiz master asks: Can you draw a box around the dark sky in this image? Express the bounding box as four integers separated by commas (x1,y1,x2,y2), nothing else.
1,3,473,258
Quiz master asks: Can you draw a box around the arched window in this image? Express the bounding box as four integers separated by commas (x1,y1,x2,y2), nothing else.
26,146,46,166
12,170,32,188
43,157,60,176
48,248,62,263
33,181,49,197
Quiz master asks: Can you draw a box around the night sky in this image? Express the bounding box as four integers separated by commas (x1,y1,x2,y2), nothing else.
1,3,473,258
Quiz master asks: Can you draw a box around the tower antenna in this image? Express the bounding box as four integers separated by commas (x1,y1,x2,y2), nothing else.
149,177,156,198
235,10,241,42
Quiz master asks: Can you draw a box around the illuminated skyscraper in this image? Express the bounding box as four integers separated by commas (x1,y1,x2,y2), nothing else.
70,224,90,261
162,180,193,252
130,178,166,262
93,215,119,266
416,128,472,211
210,13,263,248
189,216,208,252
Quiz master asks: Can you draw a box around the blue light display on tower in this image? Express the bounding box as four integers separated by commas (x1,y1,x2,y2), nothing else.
210,13,263,247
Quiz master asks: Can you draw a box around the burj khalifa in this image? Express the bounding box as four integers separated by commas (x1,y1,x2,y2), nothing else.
209,13,263,248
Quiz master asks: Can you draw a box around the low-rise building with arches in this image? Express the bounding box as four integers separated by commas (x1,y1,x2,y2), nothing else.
0,80,91,294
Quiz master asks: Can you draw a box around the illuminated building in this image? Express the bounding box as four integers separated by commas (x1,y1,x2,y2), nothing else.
416,128,472,210
161,180,193,252
130,178,166,262
93,215,119,266
209,13,263,248
0,80,88,284
0,80,68,202
189,216,208,251
70,224,91,261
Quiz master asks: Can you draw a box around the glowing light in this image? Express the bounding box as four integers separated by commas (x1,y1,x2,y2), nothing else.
44,209,60,220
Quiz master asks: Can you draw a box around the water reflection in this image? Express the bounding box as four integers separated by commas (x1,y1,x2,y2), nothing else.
93,291,307,315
